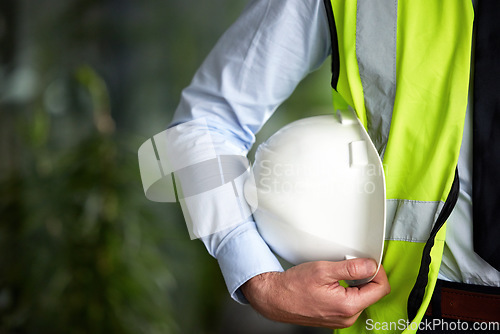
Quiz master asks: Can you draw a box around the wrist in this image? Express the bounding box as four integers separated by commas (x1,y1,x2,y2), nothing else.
241,271,281,311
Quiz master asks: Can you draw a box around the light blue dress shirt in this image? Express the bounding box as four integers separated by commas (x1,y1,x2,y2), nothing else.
170,0,499,303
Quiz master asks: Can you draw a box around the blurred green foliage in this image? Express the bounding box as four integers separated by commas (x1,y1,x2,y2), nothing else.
0,62,218,333
0,0,332,333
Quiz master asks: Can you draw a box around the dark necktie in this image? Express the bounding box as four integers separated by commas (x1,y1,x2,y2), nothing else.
472,0,500,271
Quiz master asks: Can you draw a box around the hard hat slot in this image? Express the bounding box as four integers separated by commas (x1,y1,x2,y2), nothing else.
349,140,369,167
336,109,357,125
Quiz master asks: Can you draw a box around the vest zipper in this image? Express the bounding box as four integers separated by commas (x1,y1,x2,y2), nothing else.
407,168,460,321
322,0,340,90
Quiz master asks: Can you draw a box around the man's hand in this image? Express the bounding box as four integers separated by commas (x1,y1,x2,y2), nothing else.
241,258,390,329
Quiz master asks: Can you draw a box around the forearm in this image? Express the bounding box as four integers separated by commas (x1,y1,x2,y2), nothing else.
168,0,331,303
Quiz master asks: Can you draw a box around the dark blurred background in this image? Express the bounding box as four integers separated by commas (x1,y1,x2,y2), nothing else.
0,1,332,333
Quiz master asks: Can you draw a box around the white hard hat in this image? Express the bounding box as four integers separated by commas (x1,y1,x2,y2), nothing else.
244,110,386,285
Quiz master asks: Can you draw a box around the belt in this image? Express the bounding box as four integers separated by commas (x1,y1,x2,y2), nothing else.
425,280,500,323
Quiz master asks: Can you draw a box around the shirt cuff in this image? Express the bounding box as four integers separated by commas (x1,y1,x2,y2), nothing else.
216,225,284,304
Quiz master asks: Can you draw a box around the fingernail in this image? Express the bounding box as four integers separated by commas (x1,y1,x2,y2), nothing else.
365,259,377,275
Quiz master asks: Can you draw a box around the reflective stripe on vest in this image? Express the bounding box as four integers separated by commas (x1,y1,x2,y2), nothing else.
324,0,474,333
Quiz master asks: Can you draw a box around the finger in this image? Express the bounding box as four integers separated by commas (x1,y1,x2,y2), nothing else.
326,258,378,282
368,264,389,286
346,265,391,309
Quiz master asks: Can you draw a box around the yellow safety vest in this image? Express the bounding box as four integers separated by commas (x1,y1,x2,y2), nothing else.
324,0,474,333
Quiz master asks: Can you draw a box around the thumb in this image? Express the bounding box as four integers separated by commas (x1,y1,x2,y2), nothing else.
329,258,378,281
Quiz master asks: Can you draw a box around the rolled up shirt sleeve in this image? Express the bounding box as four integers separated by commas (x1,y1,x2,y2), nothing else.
169,0,331,303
